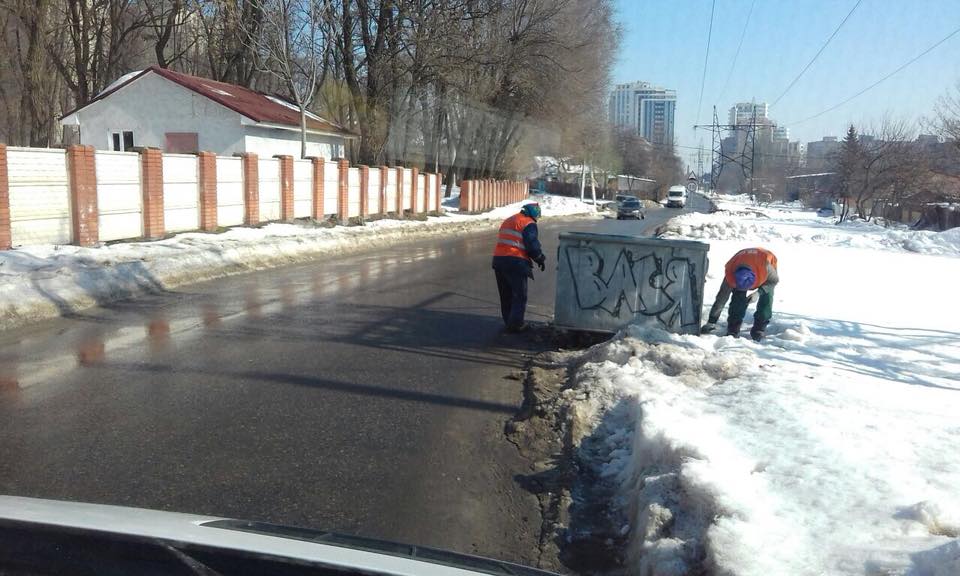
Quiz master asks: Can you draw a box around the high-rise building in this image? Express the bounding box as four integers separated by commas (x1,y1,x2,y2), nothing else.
728,102,769,126
608,81,677,145
773,126,790,142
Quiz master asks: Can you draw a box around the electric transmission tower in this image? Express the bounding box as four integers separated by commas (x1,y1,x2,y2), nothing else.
694,104,758,194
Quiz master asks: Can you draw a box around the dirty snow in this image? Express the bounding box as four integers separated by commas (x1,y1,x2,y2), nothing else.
567,195,960,575
0,194,597,331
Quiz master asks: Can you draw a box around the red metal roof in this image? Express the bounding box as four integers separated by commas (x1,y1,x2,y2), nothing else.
68,66,355,137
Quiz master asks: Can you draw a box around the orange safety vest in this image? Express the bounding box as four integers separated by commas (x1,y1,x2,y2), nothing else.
493,213,536,260
724,247,778,290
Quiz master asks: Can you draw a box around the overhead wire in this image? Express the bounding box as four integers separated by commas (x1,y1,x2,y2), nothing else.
715,0,756,105
769,0,863,109
784,23,960,126
695,0,718,127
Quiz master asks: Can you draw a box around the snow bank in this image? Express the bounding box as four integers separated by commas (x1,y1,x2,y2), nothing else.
0,194,596,331
567,197,960,575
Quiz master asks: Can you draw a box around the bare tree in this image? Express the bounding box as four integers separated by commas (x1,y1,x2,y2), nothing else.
240,0,334,158
932,79,960,151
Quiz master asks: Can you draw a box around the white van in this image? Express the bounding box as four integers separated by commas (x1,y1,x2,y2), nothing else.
666,185,687,208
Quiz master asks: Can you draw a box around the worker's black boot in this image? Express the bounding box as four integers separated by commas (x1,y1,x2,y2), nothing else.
726,321,743,338
750,320,769,342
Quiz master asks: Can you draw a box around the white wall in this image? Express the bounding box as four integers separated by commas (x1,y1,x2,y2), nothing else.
216,156,244,226
6,147,71,245
243,127,345,161
347,167,360,218
426,174,436,212
416,174,426,212
162,154,200,232
367,169,381,214
71,73,246,154
258,157,281,221
323,161,339,216
95,151,143,241
292,159,313,218
385,169,398,213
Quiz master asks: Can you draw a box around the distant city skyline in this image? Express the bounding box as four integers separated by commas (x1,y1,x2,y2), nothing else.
611,0,960,167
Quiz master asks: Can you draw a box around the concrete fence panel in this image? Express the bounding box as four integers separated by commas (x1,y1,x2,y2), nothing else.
292,159,313,218
162,153,200,233
554,233,710,335
385,169,398,213
257,157,281,222
416,174,427,213
401,169,412,211
95,151,142,241
347,167,361,218
367,168,381,215
215,156,244,226
323,160,339,216
7,147,71,245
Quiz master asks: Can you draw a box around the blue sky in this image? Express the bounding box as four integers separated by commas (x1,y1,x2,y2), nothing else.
612,0,960,166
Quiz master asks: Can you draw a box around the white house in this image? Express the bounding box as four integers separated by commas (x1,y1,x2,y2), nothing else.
61,66,356,159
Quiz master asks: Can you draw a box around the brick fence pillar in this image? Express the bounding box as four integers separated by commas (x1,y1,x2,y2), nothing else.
197,152,218,231
410,167,419,214
395,167,404,213
0,145,9,250
337,158,349,221
276,155,294,221
461,180,472,213
140,148,165,239
310,157,325,220
237,152,259,225
435,173,441,213
379,166,388,216
67,145,98,246
359,165,369,218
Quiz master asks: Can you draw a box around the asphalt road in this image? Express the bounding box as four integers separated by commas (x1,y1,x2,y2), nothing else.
0,196,704,568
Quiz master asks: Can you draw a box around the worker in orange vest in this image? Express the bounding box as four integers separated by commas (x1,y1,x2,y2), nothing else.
492,203,546,333
701,247,779,341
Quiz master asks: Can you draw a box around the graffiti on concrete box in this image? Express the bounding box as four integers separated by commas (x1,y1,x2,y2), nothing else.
562,244,702,331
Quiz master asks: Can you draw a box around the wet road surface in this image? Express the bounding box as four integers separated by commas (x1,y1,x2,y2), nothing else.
0,198,704,567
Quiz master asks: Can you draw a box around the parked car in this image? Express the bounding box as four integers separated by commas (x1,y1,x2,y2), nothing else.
666,186,687,208
616,197,645,219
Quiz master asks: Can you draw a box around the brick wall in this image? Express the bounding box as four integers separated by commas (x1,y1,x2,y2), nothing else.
140,148,165,238
311,157,325,220
67,145,98,246
198,152,218,231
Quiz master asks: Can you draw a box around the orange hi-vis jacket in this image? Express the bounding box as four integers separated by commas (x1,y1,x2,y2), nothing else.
493,213,536,261
724,247,778,290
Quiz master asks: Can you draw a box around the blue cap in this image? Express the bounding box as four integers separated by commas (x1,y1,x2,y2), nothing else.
521,203,541,220
734,266,756,290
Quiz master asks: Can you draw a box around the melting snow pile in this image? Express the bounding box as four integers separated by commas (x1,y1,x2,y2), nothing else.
0,194,597,331
568,195,960,575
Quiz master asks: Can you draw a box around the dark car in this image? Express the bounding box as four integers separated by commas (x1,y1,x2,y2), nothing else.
616,197,645,219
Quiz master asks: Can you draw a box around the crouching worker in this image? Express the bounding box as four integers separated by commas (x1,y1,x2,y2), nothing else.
701,247,778,341
492,203,546,333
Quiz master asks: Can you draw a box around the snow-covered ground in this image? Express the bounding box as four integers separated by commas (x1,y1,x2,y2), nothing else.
565,195,960,575
0,194,596,331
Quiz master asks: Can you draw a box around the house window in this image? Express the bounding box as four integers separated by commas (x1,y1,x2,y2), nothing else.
110,130,135,151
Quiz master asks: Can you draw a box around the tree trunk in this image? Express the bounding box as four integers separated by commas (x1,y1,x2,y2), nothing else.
300,106,308,159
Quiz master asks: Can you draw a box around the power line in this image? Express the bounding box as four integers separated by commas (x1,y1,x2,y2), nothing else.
769,0,862,109
716,0,756,105
784,23,960,127
695,0,717,127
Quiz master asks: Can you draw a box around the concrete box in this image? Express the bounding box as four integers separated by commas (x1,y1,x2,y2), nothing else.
554,232,710,334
